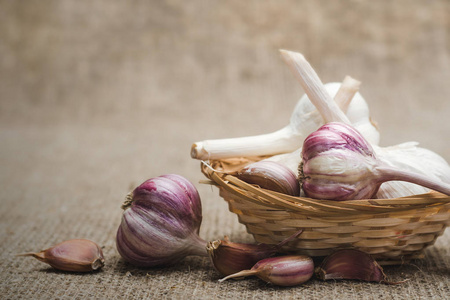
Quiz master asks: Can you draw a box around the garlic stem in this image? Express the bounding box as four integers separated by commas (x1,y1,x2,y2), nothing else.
279,49,351,125
378,165,450,195
191,126,297,160
335,76,361,113
192,77,362,160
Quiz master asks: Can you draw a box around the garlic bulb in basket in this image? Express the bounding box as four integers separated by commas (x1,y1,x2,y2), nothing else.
300,122,450,200
279,49,450,199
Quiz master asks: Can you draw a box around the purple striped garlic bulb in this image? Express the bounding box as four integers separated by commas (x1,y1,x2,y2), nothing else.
116,174,207,267
300,122,450,200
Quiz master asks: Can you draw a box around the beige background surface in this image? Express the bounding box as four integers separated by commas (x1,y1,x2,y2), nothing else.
1,1,450,299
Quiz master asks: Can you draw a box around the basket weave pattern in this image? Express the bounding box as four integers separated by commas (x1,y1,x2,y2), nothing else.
202,158,450,265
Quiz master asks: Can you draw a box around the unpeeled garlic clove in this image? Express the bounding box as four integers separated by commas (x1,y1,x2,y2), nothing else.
218,255,314,286
236,161,300,196
18,239,105,272
207,236,280,276
315,249,386,283
207,230,303,276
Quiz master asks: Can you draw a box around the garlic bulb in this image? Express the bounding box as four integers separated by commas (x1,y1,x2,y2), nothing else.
18,239,105,272
116,174,207,267
267,143,450,198
279,49,450,199
300,122,450,200
236,161,300,196
191,75,379,160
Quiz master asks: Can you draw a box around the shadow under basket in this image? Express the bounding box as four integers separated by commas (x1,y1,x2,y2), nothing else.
201,157,450,265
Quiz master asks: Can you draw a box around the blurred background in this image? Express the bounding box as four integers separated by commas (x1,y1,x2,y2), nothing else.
1,1,450,298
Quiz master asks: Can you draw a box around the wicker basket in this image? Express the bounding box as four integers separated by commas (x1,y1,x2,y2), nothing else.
201,157,450,265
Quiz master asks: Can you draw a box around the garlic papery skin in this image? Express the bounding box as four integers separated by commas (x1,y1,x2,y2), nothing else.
18,239,105,272
236,161,300,196
376,181,429,199
116,174,207,267
207,230,303,276
315,249,387,283
301,122,450,200
191,74,379,161
218,255,314,286
207,236,279,276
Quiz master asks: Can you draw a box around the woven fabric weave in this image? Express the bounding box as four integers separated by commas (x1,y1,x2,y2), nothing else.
1,1,450,299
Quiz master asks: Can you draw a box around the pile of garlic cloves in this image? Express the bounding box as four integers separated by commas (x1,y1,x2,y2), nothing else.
192,50,450,200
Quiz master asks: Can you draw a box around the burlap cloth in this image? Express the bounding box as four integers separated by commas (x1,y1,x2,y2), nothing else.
1,1,450,299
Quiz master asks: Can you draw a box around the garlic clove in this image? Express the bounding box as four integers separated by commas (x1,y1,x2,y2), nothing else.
264,148,302,175
218,255,314,286
18,239,105,272
315,249,386,283
207,236,278,276
236,161,300,196
207,230,302,276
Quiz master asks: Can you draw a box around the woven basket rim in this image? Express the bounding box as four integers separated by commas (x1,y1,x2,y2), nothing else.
200,158,450,217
